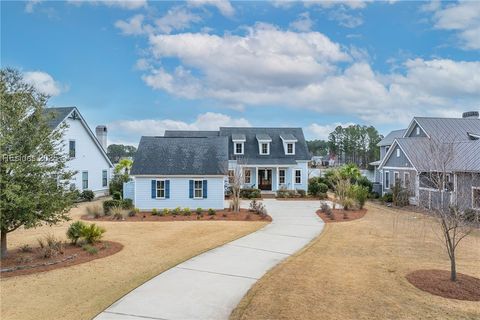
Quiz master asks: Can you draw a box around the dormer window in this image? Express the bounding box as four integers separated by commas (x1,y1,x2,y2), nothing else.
280,133,297,155
256,134,272,155
232,134,246,155
396,148,400,157
416,127,420,135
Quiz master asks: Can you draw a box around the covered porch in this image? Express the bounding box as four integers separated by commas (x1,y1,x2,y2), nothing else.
237,166,299,192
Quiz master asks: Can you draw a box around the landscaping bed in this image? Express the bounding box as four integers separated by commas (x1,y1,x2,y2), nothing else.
82,208,272,222
406,269,480,301
0,240,122,278
316,208,367,222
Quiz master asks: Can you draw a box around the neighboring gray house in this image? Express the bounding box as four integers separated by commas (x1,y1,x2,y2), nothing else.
128,136,228,210
373,112,480,211
165,127,310,193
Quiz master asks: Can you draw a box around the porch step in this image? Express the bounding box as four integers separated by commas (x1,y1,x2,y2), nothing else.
261,192,276,199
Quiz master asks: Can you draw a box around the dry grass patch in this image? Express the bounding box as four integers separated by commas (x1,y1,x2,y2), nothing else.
231,203,480,320
1,199,268,320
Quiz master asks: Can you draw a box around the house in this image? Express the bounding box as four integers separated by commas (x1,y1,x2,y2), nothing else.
372,111,480,211
165,127,310,193
128,136,228,210
43,107,114,197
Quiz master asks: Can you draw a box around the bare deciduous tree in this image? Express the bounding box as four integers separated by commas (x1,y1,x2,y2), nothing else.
229,159,247,213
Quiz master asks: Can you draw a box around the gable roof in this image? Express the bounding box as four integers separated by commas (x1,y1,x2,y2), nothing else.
219,127,310,164
377,129,406,146
164,130,219,137
131,136,228,176
405,117,480,142
42,107,113,168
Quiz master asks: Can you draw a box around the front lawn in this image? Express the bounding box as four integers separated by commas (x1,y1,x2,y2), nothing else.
231,203,480,320
0,199,268,320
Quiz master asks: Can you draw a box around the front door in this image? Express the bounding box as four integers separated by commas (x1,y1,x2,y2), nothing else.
258,169,272,191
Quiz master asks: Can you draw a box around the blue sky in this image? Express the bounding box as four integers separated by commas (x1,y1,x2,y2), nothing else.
2,0,479,145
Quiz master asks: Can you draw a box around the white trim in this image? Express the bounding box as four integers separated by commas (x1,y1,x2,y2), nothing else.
472,187,480,209
382,166,416,170
279,169,286,184
285,142,295,155
384,171,390,190
68,139,76,159
394,171,400,184
378,139,417,171
244,168,251,184
403,118,431,139
403,172,410,188
233,142,244,155
155,179,166,199
82,170,89,190
396,148,400,157
193,179,204,199
259,142,270,155
132,174,224,178
102,169,108,187
294,169,302,184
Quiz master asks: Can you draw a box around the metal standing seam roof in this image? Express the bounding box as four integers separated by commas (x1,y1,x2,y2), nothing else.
412,117,480,142
130,136,228,175
377,129,406,146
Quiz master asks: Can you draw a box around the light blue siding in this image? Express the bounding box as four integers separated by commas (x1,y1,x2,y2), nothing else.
123,181,135,200
134,177,225,210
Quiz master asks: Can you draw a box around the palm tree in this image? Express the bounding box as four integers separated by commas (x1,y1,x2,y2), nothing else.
115,158,133,175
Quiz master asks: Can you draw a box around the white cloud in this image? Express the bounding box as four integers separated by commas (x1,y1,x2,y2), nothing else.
155,6,202,34
109,112,250,144
304,0,370,10
23,71,64,96
429,1,480,50
306,122,354,140
25,0,42,13
187,0,235,17
68,0,147,10
290,12,314,32
328,8,363,28
115,14,145,35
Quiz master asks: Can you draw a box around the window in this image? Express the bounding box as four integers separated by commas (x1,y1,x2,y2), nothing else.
286,143,294,155
394,172,400,185
295,169,301,184
279,169,286,184
194,180,203,199
244,169,251,184
156,180,165,198
69,140,76,158
82,171,88,190
228,170,234,183
396,148,400,157
234,142,244,155
416,127,420,135
472,188,480,209
102,170,108,187
403,172,410,188
260,143,269,155
445,174,454,191
384,171,390,189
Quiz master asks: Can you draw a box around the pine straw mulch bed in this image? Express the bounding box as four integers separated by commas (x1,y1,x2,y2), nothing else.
0,241,123,278
406,269,480,301
316,208,367,223
82,208,272,222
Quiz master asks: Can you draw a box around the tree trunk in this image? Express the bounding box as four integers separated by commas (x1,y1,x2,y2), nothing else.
450,254,457,281
1,231,7,259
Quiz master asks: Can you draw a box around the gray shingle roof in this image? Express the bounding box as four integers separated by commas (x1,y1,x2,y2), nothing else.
232,133,246,141
377,129,406,146
256,133,272,141
164,130,219,137
42,107,75,129
280,133,297,141
413,117,480,142
220,127,310,163
131,136,228,175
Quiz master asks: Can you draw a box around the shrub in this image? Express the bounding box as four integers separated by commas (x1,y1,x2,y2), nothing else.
172,207,181,216
297,189,306,198
382,193,393,203
208,208,216,216
308,177,321,196
318,183,329,194
129,208,139,217
87,205,103,218
82,244,98,255
81,223,106,244
463,209,479,223
318,192,327,200
249,199,259,212
103,200,122,215
15,256,33,264
240,188,261,199
342,197,355,211
112,191,122,200
196,207,203,215
38,234,64,258
320,202,332,216
111,206,124,220
183,207,191,216
121,198,134,209
276,187,289,198
67,221,87,245
151,208,158,216
20,244,33,253
356,176,373,193
162,208,170,216
350,185,369,209
287,189,297,198
81,190,95,202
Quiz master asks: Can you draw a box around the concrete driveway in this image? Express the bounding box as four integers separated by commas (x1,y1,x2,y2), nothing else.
94,199,324,320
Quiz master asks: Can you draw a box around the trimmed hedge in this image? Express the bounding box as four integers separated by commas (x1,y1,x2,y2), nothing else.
240,188,261,199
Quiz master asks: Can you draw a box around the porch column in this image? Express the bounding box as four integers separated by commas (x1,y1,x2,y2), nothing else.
276,167,279,191
256,167,259,189
291,167,295,190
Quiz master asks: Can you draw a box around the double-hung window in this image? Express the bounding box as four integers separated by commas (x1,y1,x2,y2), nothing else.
82,171,88,190
244,169,251,184
156,180,165,198
286,143,294,154
279,169,286,184
260,143,269,155
234,143,244,155
69,140,76,158
102,170,108,187
295,169,301,184
384,172,390,189
472,187,480,209
194,180,203,199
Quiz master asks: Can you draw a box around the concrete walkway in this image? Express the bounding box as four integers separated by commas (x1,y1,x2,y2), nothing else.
95,199,324,320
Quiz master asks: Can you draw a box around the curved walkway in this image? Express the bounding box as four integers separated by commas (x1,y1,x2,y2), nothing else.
94,199,324,320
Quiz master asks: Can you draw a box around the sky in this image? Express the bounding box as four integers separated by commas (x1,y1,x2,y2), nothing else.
2,0,479,145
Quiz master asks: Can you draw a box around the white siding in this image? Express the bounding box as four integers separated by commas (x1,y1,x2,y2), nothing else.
134,177,225,210
123,181,135,201
62,116,111,196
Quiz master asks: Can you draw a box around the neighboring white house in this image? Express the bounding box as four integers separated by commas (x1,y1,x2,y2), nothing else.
164,127,310,193
129,136,228,210
43,107,114,197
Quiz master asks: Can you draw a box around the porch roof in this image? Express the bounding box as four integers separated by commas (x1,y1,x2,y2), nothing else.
236,157,297,165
